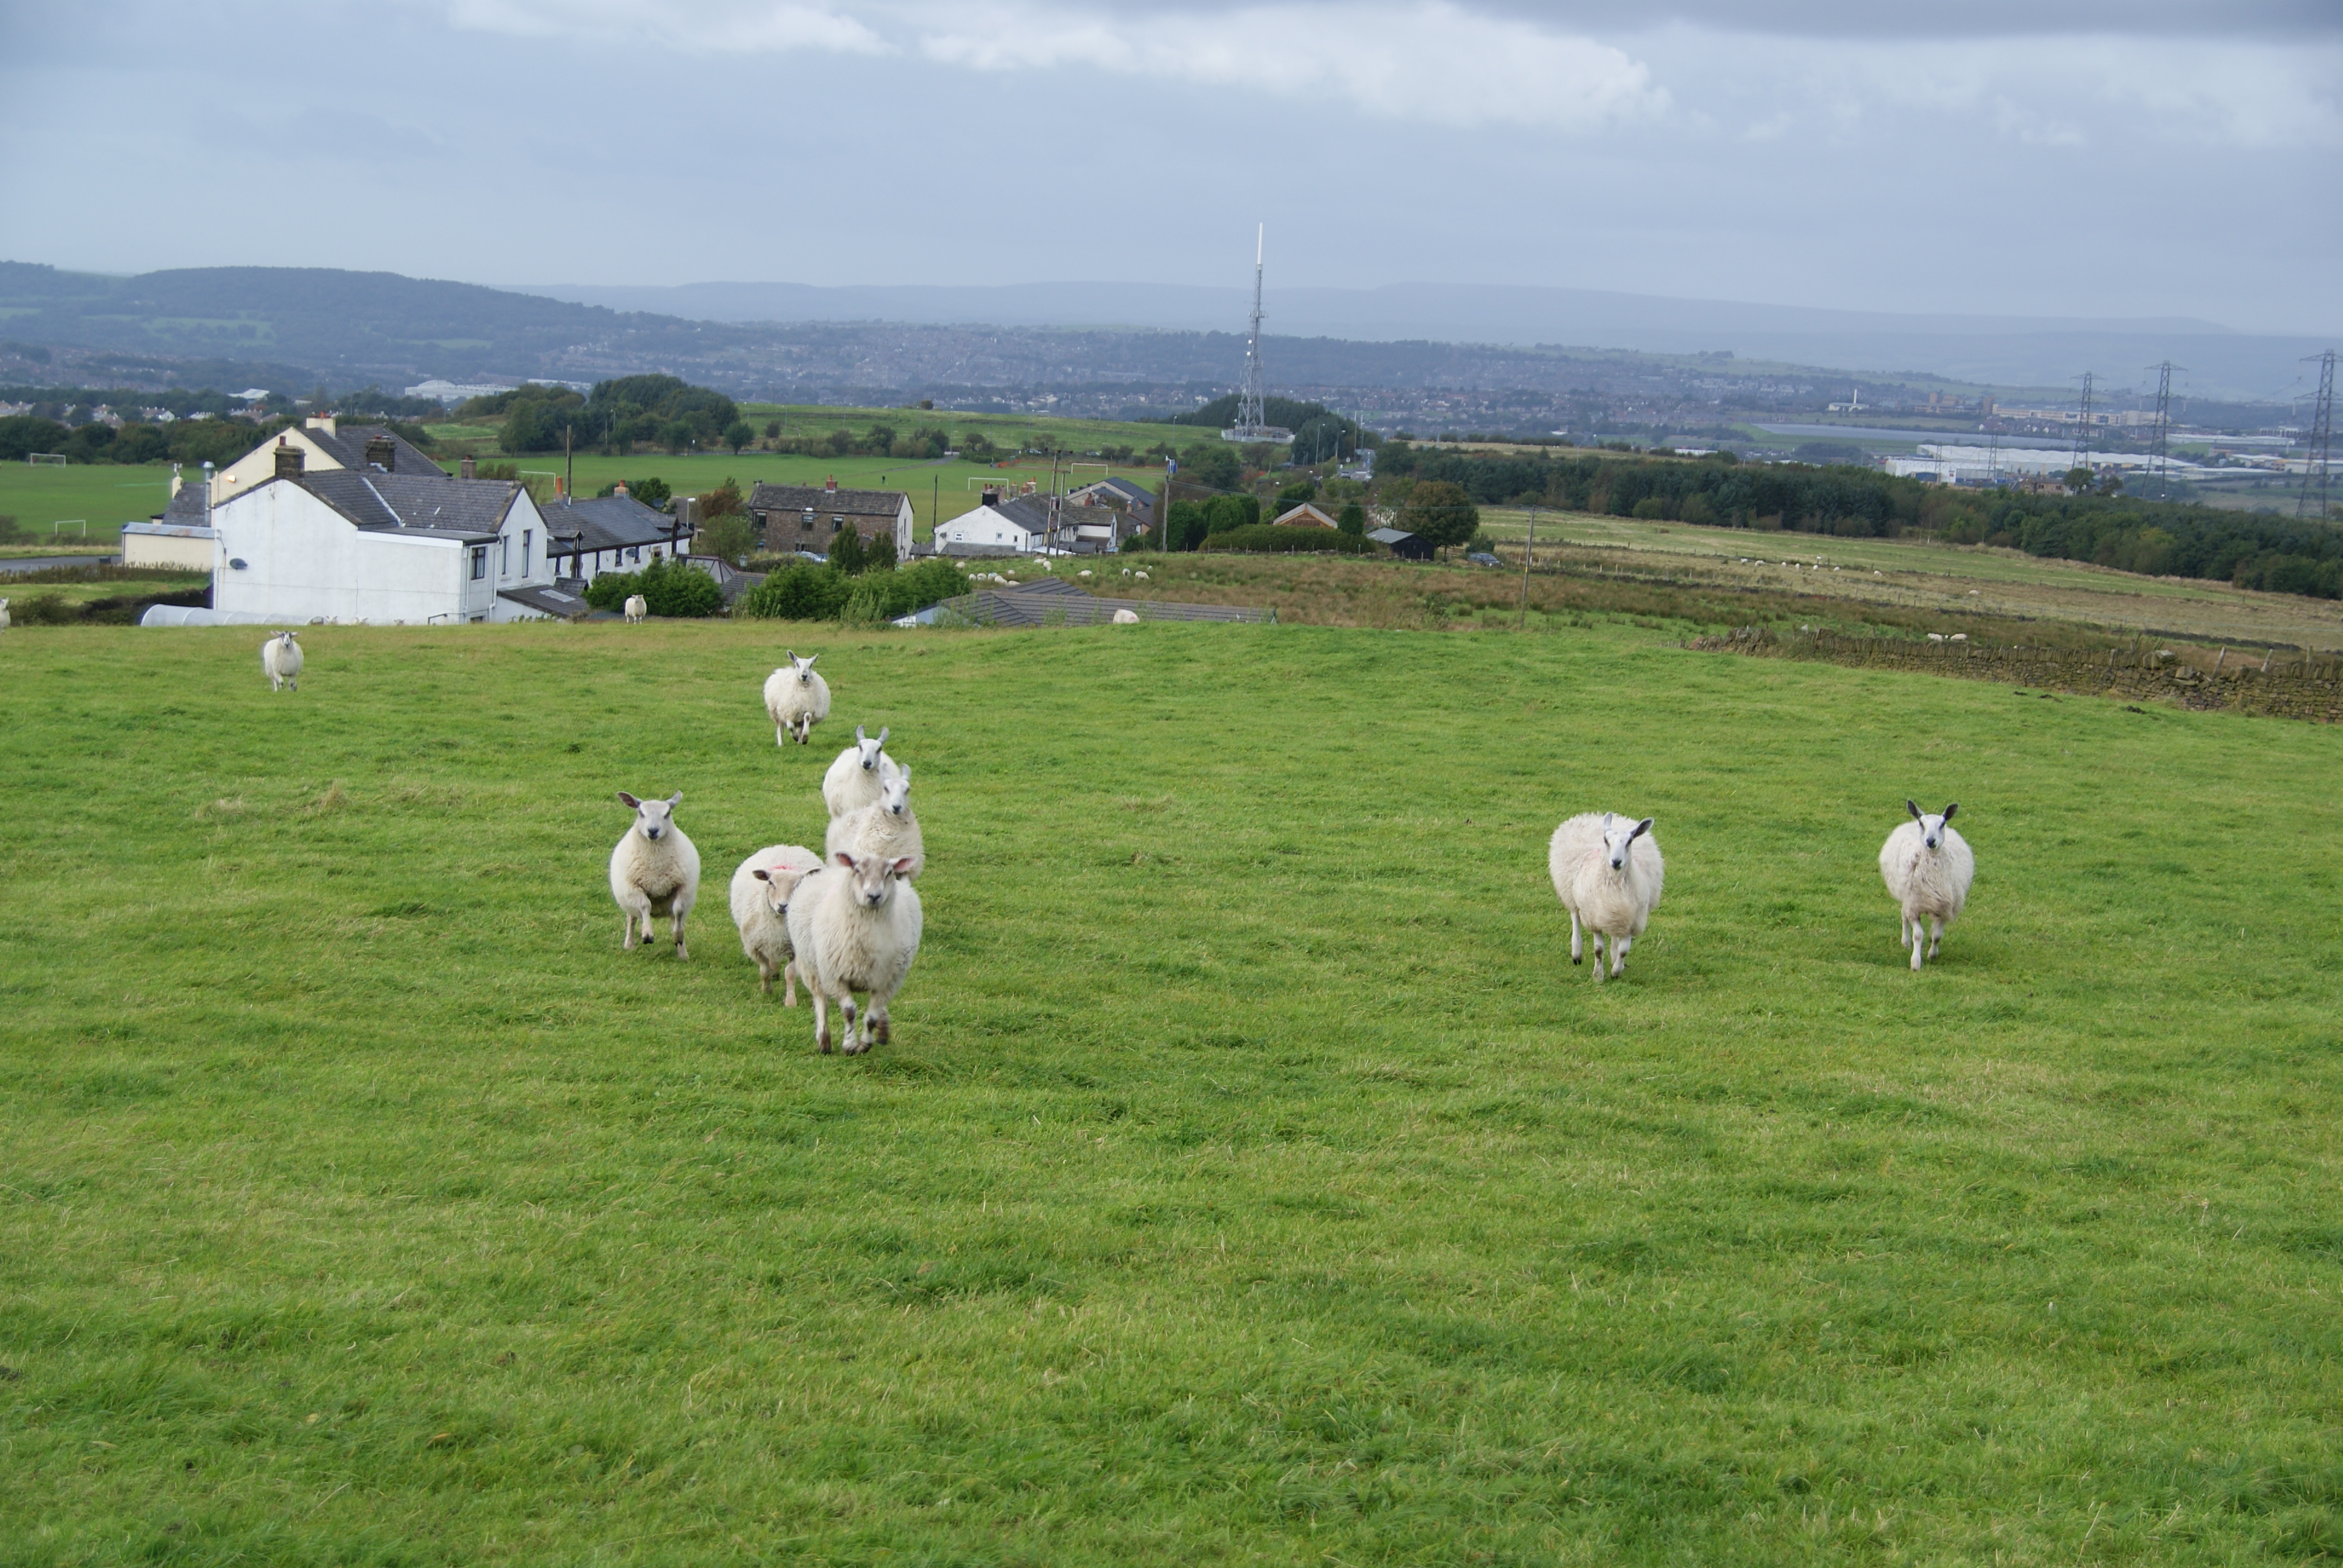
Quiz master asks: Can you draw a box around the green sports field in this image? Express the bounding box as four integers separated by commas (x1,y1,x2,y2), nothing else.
3,616,2339,1564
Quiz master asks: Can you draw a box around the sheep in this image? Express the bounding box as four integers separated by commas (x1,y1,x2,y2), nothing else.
729,843,823,1001
762,650,831,747
624,593,647,623
822,725,894,818
0,597,10,632
261,630,303,691
785,848,923,1054
1879,800,1973,971
1078,569,1093,578
823,757,923,880
1133,570,1149,580
609,791,700,958
1548,811,1665,982
1112,608,1141,624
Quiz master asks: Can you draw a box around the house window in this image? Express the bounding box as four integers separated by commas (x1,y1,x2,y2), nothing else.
522,530,531,573
499,537,509,577
470,546,487,580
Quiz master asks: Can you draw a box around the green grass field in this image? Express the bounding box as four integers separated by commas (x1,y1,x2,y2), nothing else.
0,462,179,544
4,616,2340,1564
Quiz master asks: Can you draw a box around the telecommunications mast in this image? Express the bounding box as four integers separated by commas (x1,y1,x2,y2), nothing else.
1221,224,1293,445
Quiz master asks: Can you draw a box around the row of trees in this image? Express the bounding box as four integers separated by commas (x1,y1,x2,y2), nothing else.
1369,440,2343,599
474,375,739,456
0,411,335,467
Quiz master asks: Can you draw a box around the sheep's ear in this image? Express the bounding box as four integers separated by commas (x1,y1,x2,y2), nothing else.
855,724,867,743
785,649,796,661
665,792,682,808
1907,799,1923,820
897,764,911,785
833,851,857,870
1941,802,1958,822
1630,817,1653,840
752,868,771,882
803,653,816,666
876,727,890,746
617,791,642,808
891,857,916,877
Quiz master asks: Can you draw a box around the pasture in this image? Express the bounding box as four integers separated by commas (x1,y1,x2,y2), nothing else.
3,618,2339,1565
0,462,177,550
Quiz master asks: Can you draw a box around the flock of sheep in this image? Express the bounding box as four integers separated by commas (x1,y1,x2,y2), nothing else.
1548,800,1974,979
249,630,1974,1049
606,655,925,1054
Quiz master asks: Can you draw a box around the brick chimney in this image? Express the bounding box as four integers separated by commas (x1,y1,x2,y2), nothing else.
613,480,629,498
304,414,337,437
274,438,304,479
459,455,476,480
980,486,1000,508
825,475,837,494
364,434,396,471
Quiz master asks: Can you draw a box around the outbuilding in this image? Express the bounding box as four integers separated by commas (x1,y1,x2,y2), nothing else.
1368,526,1435,561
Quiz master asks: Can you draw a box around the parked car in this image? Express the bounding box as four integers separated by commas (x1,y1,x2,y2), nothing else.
1467,551,1503,567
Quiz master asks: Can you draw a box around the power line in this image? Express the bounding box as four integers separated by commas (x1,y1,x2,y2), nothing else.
2300,350,2336,520
2144,361,2182,500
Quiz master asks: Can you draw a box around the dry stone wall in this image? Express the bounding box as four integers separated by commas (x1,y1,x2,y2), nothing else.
1691,629,2343,722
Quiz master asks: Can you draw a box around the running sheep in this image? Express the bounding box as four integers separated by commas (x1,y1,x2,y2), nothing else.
1548,811,1665,982
762,651,831,746
785,848,923,1054
609,791,700,958
261,630,303,691
1878,800,1973,970
822,725,894,818
729,843,824,1002
823,757,923,880
624,593,647,624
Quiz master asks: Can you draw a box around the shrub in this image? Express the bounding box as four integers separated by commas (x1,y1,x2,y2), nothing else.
1199,525,1371,555
736,561,851,621
1337,502,1366,536
584,558,724,618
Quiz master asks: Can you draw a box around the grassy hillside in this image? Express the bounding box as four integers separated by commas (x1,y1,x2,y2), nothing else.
3,618,2339,1564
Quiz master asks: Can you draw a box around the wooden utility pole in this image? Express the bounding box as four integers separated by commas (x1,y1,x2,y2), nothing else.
1520,506,1535,630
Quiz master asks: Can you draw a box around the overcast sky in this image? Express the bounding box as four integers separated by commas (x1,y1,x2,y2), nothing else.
2,1,2336,332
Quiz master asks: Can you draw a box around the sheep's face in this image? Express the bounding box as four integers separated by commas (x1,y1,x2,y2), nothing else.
834,850,916,908
788,652,818,685
1601,813,1654,871
852,724,890,771
749,864,803,916
1906,800,1958,851
877,760,911,818
618,791,683,843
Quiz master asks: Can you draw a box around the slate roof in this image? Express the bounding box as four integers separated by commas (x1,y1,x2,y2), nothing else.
305,423,442,477
158,484,211,522
539,494,678,555
1365,528,1414,544
1069,476,1154,515
747,483,909,521
499,584,592,619
283,471,520,541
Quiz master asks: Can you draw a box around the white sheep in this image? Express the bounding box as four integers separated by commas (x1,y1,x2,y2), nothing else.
0,597,10,632
1078,569,1093,578
1548,811,1665,982
823,757,923,880
1879,800,1973,971
729,843,823,1002
624,593,647,624
1112,608,1141,624
762,650,831,747
1133,570,1150,580
822,725,894,818
786,848,922,1054
609,791,700,958
261,630,303,691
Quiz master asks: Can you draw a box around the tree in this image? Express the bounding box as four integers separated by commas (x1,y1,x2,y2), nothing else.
2064,468,2093,494
697,512,754,564
1276,479,1318,506
1337,501,1366,537
762,420,781,439
1179,441,1242,491
1398,480,1478,549
830,526,868,575
663,419,696,454
865,531,897,572
724,420,755,454
700,477,744,519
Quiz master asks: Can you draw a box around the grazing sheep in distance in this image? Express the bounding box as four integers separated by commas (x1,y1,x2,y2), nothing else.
1112,608,1141,624
610,791,700,958
1879,800,1973,971
729,844,823,1002
261,630,303,691
822,725,894,818
1133,570,1149,580
785,849,923,1054
1548,811,1665,982
624,594,647,624
0,597,10,632
762,651,831,746
824,757,923,880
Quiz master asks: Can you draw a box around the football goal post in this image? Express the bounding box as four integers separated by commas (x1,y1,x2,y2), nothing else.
51,520,88,538
28,452,66,466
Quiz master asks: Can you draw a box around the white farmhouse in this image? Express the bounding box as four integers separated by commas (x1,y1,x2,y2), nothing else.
208,442,580,623
539,486,683,584
931,490,1130,556
208,416,440,506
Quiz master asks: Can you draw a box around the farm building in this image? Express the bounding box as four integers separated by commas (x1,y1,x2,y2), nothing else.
122,478,217,569
1368,526,1434,561
747,479,914,560
206,416,438,506
206,445,578,624
539,488,683,584
1064,475,1156,527
1272,502,1342,529
931,490,1134,556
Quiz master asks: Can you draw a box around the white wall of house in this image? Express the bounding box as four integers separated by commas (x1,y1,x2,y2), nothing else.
211,427,346,506
932,504,1044,552
210,482,554,624
121,524,216,570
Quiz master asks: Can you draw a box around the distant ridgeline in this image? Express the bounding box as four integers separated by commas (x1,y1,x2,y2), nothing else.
1374,442,2343,601
1170,395,1366,456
